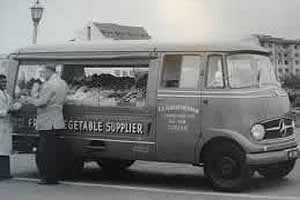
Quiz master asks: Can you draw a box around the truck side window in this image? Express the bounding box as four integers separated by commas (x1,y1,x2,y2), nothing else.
14,65,61,99
63,65,148,108
207,55,224,88
161,55,201,88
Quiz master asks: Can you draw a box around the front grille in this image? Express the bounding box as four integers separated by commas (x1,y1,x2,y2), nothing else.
262,118,294,140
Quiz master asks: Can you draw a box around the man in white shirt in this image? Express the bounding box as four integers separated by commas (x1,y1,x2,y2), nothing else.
0,74,11,117
0,74,21,178
24,65,68,184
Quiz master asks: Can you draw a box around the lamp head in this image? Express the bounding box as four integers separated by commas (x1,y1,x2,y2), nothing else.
31,0,44,24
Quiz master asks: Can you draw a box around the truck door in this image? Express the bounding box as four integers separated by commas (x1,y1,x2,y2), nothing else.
156,54,204,162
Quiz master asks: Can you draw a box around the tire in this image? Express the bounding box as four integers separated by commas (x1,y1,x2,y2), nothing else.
97,158,135,171
257,160,296,179
203,141,252,192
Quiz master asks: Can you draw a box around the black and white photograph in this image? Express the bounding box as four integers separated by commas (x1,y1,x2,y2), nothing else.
0,0,300,199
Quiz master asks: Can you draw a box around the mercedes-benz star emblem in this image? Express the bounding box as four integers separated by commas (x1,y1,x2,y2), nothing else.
279,119,287,137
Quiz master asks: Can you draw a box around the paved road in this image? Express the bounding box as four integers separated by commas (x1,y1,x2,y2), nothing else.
1,129,299,200
4,158,300,200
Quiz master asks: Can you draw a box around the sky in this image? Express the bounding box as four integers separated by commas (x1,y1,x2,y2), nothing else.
0,0,300,54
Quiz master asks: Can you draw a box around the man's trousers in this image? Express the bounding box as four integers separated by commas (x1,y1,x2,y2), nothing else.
36,129,62,183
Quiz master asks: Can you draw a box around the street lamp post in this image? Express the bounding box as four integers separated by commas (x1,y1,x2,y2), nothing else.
31,0,44,44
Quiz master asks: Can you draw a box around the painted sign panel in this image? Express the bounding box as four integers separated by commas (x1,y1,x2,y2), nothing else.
12,116,147,136
158,104,199,133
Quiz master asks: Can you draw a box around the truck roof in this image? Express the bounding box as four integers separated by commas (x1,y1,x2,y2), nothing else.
11,40,270,60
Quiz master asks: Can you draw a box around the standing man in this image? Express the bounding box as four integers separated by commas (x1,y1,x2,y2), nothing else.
0,74,21,178
23,65,68,184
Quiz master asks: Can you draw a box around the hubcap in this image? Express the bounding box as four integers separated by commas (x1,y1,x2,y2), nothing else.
217,156,238,179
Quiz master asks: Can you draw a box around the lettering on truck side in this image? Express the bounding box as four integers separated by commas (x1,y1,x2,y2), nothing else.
28,118,144,135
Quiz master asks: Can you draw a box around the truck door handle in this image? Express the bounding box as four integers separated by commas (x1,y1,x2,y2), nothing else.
203,99,209,105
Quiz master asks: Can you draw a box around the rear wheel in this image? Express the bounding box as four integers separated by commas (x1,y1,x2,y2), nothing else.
257,160,295,179
204,141,252,192
97,158,135,171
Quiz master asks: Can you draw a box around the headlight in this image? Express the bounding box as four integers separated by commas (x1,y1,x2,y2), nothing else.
251,124,265,141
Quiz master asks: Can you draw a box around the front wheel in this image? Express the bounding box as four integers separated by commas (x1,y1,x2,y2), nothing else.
204,142,252,192
257,160,296,179
97,158,135,171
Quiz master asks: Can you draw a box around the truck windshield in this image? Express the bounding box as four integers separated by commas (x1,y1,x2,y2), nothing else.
227,54,278,88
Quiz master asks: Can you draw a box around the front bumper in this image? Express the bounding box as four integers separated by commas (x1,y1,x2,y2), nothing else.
246,146,299,166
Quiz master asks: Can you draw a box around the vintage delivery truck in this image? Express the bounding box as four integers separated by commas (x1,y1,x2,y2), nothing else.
4,40,299,191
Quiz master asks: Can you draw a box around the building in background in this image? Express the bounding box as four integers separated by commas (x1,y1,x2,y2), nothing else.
75,22,151,41
73,22,151,78
252,34,300,77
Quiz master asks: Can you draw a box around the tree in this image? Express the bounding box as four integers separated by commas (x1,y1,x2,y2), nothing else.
280,74,300,89
280,74,300,106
